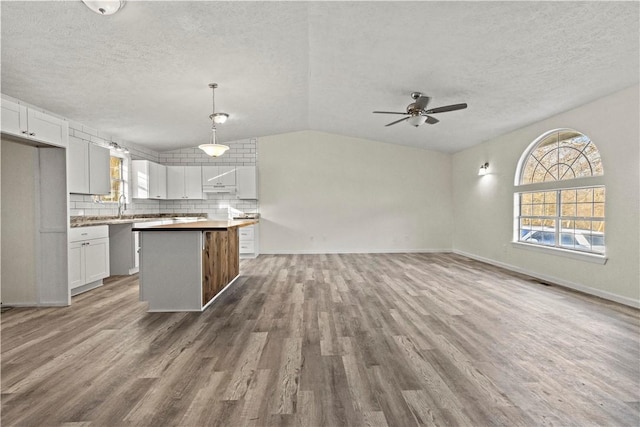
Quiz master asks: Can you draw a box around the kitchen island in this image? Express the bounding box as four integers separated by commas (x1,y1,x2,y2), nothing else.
133,220,258,312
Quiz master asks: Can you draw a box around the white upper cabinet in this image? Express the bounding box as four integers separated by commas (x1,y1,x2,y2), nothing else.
132,160,166,199
68,138,89,194
202,165,236,192
167,166,203,199
68,139,110,195
89,144,111,194
236,166,258,200
1,99,27,136
1,98,68,148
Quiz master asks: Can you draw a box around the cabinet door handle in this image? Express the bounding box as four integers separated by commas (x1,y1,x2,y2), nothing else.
29,132,35,136
21,130,28,134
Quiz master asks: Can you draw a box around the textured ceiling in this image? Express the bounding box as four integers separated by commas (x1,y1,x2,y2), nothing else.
2,1,638,153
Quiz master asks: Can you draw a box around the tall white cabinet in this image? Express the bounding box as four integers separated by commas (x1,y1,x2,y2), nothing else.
2,96,70,307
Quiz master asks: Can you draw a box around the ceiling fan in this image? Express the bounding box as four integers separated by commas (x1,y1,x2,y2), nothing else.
373,92,467,127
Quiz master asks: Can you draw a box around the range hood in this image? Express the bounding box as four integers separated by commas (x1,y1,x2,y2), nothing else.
202,184,236,193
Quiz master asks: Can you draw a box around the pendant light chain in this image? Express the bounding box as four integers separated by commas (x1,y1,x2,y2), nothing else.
198,83,230,157
211,84,217,128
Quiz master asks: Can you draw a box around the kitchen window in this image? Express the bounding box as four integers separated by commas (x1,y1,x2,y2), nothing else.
99,154,128,203
514,129,605,258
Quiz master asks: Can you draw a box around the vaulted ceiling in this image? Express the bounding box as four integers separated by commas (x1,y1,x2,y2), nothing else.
2,1,638,153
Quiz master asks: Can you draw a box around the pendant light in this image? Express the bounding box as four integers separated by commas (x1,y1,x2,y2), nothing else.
198,83,230,157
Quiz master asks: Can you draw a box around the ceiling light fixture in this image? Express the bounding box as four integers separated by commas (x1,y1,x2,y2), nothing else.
82,0,126,16
109,140,129,154
407,115,425,127
211,112,229,125
478,162,489,176
198,83,230,157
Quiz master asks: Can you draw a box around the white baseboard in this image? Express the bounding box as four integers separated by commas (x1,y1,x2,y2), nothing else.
453,249,640,309
70,280,103,297
1,302,69,307
260,248,453,255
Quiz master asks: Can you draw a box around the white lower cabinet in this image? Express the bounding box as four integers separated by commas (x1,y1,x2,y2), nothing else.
239,224,259,258
69,226,110,295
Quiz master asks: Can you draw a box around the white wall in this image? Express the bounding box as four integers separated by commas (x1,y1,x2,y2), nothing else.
452,85,640,306
258,130,453,253
1,139,38,304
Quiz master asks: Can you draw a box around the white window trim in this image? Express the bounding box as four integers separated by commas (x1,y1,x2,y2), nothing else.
511,241,607,264
514,129,606,260
516,176,605,192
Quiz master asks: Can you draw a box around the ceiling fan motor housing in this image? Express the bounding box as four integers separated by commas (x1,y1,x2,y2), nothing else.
406,103,421,114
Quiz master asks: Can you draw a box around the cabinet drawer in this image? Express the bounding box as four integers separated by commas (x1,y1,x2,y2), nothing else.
239,226,254,241
69,225,109,242
239,241,255,254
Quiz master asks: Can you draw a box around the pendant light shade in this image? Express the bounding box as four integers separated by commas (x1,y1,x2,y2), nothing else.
199,144,229,157
199,83,230,157
199,128,229,157
211,112,229,124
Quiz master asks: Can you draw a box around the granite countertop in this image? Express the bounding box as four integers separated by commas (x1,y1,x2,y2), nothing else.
133,219,258,231
70,213,208,228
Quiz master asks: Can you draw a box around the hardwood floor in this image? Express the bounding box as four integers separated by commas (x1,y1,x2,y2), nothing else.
2,253,639,426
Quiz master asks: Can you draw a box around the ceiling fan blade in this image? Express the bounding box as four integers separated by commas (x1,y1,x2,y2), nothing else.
425,115,439,125
373,111,408,115
424,103,468,114
414,96,431,110
385,117,410,127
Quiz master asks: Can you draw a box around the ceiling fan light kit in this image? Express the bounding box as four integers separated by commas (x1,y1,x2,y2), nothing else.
373,92,467,128
407,115,425,127
82,0,125,15
198,83,230,157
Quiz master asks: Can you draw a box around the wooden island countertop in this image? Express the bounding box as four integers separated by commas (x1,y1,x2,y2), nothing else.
132,219,257,231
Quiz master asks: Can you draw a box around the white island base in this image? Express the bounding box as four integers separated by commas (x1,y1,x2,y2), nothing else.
136,220,253,312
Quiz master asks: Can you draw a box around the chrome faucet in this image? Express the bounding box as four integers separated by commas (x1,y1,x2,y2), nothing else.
117,194,127,218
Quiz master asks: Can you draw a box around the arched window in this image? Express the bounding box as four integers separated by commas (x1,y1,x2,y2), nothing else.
515,129,605,255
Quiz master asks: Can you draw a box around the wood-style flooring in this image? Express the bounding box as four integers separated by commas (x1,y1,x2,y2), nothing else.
2,253,639,426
